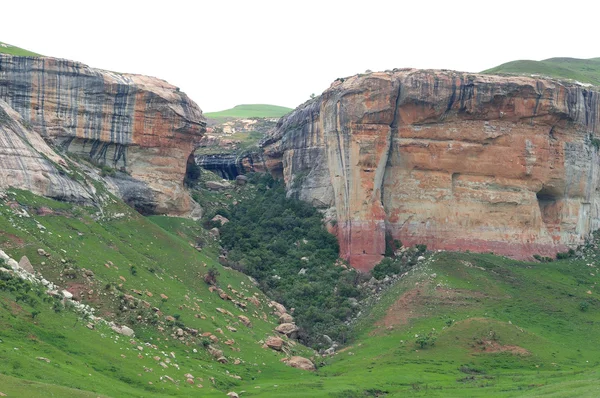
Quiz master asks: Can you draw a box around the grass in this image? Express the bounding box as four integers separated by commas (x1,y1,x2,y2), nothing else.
0,41,42,57
205,104,293,120
482,57,600,86
2,173,600,396
0,188,315,397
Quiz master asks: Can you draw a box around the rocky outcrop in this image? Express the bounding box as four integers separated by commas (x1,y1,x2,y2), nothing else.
262,69,600,271
0,54,205,215
0,99,93,202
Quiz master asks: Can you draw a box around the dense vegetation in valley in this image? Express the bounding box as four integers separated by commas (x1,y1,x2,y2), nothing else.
482,57,600,85
216,174,366,347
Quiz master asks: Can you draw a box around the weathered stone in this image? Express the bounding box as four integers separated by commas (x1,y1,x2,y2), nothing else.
0,54,206,215
235,175,249,185
205,180,232,191
211,214,229,225
282,356,315,371
265,336,284,351
238,315,252,327
263,70,600,270
275,323,299,339
111,324,135,337
279,313,294,324
18,256,34,274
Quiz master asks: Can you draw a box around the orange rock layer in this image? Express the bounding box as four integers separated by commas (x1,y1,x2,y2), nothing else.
262,69,600,271
0,54,205,215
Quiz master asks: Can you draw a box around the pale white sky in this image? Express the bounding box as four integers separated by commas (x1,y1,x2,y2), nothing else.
2,0,598,112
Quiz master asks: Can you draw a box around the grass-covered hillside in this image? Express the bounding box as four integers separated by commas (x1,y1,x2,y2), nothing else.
0,41,41,57
482,57,600,86
2,162,600,396
0,186,316,397
205,104,292,120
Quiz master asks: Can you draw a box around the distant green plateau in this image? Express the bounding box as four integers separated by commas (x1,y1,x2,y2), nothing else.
0,41,41,57
205,104,293,120
482,57,600,86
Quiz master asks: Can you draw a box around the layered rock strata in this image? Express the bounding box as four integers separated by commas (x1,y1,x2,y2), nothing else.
0,99,93,203
262,69,600,271
0,54,205,215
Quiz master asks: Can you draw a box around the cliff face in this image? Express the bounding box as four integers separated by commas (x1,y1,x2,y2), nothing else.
0,54,206,215
262,69,600,271
0,99,93,202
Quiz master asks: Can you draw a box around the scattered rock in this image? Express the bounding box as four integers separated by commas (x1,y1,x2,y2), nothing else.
278,313,294,324
211,215,230,225
266,336,284,351
36,357,51,363
111,324,135,337
18,256,34,274
235,175,249,185
275,323,299,339
205,180,232,191
238,315,252,327
282,356,316,371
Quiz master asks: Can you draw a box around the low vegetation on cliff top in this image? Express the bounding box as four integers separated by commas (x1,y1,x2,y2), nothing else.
204,104,293,120
483,57,600,86
0,41,41,57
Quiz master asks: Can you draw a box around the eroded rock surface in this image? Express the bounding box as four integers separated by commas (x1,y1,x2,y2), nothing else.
262,69,600,270
0,54,206,215
0,99,93,202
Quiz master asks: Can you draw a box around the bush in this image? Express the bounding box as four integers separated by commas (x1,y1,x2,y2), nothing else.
580,301,590,312
372,258,403,280
415,331,437,349
203,267,220,285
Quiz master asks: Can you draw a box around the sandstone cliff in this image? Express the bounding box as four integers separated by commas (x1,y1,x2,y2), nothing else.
262,69,600,271
0,99,93,202
0,54,206,215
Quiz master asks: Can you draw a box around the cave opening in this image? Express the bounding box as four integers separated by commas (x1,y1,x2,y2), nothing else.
536,186,561,227
184,153,201,187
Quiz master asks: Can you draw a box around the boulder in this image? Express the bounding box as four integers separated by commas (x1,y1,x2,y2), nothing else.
270,300,287,315
278,313,294,324
62,290,74,300
235,175,249,185
111,325,135,337
205,180,232,191
211,215,229,225
0,250,10,261
265,336,284,351
275,323,299,339
238,315,252,327
282,356,315,371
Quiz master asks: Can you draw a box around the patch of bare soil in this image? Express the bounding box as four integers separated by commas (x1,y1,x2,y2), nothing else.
372,285,488,334
475,340,530,355
0,231,25,248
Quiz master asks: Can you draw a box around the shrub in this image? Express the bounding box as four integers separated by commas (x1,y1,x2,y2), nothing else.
415,331,437,349
203,267,220,285
415,244,427,253
579,301,590,312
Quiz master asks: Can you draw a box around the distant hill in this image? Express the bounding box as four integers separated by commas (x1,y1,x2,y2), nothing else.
482,57,600,86
205,104,293,120
0,41,41,57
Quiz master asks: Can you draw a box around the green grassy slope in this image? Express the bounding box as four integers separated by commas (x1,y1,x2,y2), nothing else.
2,184,600,396
205,104,292,120
482,57,600,85
0,188,316,397
0,41,42,56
